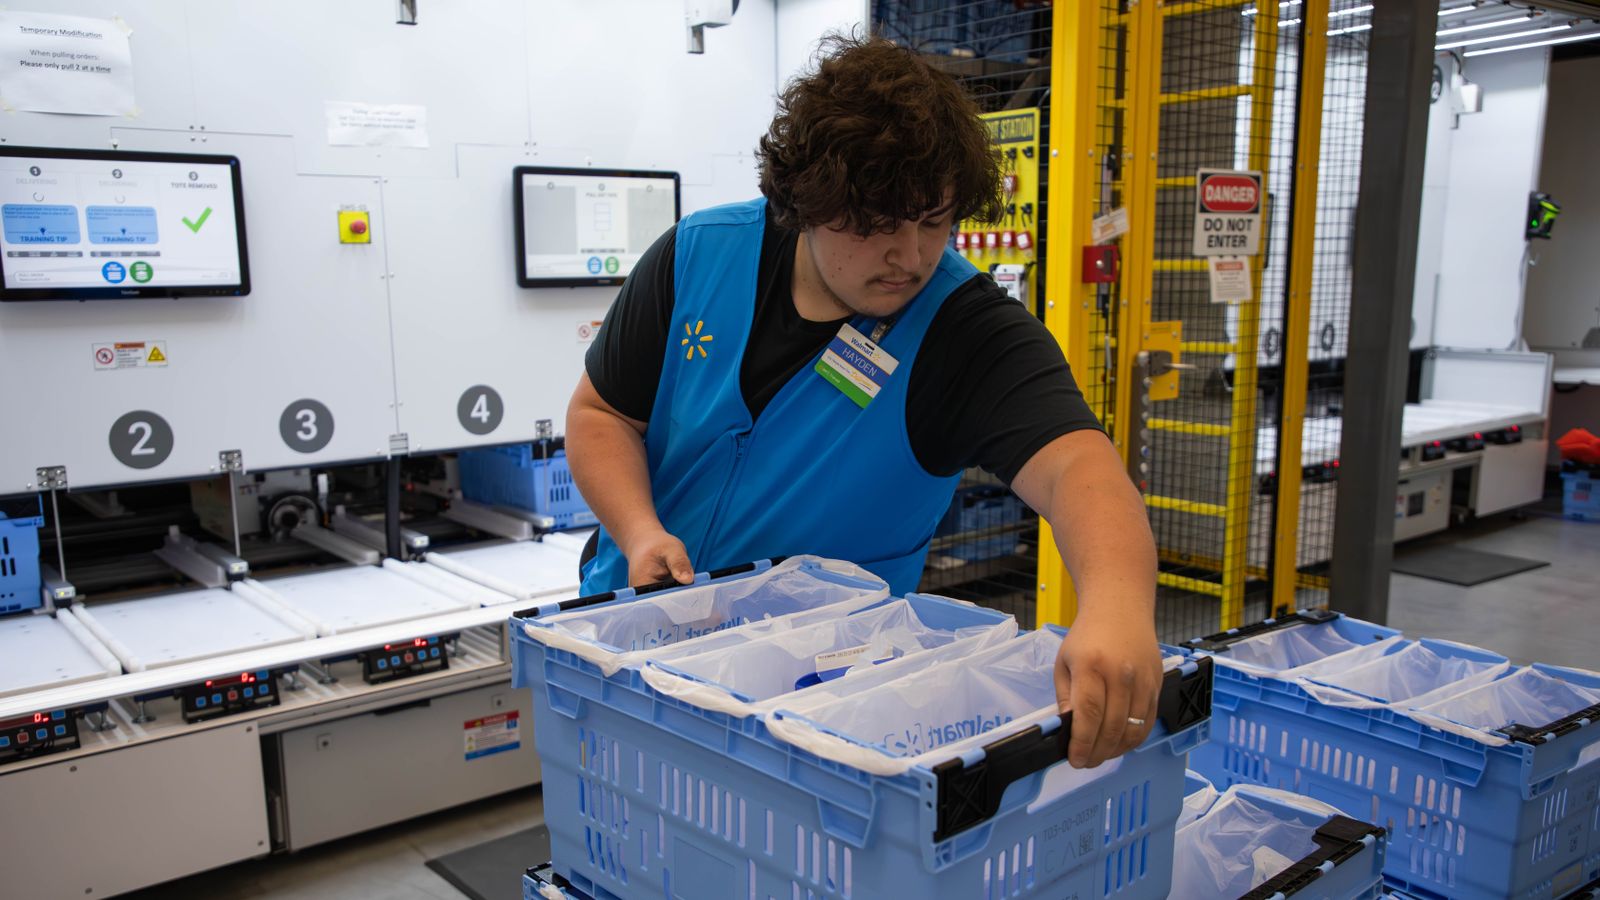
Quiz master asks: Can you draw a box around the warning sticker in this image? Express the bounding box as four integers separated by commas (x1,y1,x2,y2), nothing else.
576,320,603,344
1193,169,1263,257
464,710,521,761
1207,256,1252,304
93,341,168,371
1090,207,1129,244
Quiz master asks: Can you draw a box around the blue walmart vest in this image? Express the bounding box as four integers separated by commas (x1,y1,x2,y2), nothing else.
580,199,974,596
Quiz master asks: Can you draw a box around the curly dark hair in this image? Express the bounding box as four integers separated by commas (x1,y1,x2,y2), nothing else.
757,34,1003,236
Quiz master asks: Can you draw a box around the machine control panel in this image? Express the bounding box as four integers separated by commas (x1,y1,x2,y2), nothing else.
0,709,78,763
359,635,450,685
178,668,289,723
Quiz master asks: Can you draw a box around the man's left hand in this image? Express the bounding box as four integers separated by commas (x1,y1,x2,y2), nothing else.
1053,611,1163,769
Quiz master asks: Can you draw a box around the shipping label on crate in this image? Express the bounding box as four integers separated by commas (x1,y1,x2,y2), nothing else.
463,710,520,760
1193,169,1263,257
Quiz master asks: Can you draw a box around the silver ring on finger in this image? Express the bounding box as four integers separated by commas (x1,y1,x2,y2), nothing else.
1126,717,1146,727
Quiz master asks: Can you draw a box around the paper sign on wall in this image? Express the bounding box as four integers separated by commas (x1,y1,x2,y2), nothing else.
0,12,136,116
1193,169,1263,257
1207,256,1252,304
326,101,430,149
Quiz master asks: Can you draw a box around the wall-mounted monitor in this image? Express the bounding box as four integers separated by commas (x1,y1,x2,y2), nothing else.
514,166,679,288
0,146,249,301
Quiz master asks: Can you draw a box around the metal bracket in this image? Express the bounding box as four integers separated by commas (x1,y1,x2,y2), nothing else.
291,522,382,566
331,505,429,555
535,419,554,440
218,449,243,473
35,466,67,490
153,527,250,587
389,433,410,455
443,498,536,541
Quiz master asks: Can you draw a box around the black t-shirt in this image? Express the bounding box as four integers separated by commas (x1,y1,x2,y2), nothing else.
584,209,1103,485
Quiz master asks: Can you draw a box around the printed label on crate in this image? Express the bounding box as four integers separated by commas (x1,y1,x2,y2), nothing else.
92,340,167,370
463,710,520,760
1036,799,1106,879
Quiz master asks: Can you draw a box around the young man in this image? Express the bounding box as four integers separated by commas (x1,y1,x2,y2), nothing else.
567,36,1160,769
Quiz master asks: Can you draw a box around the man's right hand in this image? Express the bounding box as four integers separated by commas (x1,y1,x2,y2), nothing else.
623,529,695,587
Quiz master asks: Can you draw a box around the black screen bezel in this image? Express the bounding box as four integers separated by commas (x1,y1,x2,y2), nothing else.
513,165,681,289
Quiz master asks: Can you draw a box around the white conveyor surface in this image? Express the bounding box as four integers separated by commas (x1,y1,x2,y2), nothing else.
239,564,475,637
0,613,122,699
70,588,313,673
425,540,581,601
1255,401,1542,475
541,529,593,555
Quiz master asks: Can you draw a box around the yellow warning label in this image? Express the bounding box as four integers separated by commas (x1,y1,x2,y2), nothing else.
146,345,167,363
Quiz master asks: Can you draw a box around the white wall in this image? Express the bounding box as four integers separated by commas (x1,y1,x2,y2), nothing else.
776,0,867,88
1429,50,1550,351
0,0,783,490
1523,56,1600,355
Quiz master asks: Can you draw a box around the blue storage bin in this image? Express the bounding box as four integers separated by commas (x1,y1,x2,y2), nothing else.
1563,469,1599,523
459,440,596,530
935,485,1028,562
1173,780,1386,900
0,497,45,615
1185,611,1600,900
510,564,1214,900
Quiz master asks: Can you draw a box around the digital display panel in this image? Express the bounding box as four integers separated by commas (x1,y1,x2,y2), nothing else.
514,166,679,288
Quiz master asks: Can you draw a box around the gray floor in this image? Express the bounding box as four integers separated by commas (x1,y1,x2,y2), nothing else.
121,515,1596,899
1388,512,1599,668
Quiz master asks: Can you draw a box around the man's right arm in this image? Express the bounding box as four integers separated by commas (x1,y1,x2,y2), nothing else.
566,375,693,585
565,226,694,586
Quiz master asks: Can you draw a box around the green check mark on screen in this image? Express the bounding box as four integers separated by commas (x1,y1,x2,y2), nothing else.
182,207,212,233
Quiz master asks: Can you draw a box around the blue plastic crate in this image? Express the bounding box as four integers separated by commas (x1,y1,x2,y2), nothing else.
1185,611,1600,900
1563,470,1599,523
459,440,596,530
1174,779,1386,900
935,486,1027,562
511,569,1214,900
0,498,45,615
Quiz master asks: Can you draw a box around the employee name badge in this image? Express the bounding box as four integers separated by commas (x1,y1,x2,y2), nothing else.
815,323,899,409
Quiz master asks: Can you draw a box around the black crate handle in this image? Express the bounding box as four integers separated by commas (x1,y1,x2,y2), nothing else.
1181,609,1339,654
1500,700,1600,746
1240,816,1384,899
933,656,1212,842
513,557,784,619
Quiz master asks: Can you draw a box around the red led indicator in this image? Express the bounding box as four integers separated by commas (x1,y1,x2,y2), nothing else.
1473,432,1482,440
33,712,47,724
1511,425,1520,433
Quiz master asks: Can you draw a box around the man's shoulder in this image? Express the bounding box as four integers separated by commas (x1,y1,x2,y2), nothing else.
932,270,1048,333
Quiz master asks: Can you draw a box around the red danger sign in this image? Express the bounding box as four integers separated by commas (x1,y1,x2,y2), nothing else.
1198,172,1260,214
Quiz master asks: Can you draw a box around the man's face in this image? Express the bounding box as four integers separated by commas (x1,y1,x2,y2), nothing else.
802,199,956,319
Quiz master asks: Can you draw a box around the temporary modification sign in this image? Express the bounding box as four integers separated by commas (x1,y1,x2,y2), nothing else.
1193,169,1263,257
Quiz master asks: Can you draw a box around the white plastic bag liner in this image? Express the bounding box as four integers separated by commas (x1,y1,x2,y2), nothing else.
646,599,993,705
1299,640,1511,709
1217,621,1388,674
522,556,888,675
1179,772,1219,830
1169,785,1344,900
639,594,894,666
1409,667,1600,742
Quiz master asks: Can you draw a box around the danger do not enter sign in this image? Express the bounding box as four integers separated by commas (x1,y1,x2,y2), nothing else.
1193,169,1263,257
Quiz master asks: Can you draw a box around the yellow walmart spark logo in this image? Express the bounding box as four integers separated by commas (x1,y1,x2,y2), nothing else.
681,320,713,360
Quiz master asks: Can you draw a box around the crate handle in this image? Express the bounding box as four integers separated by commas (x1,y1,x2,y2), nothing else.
1499,700,1600,746
1238,816,1383,900
1181,609,1338,654
513,557,785,618
932,657,1212,841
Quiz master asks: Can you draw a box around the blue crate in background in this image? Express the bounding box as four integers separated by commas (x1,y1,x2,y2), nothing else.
1185,611,1600,900
510,565,1214,900
935,485,1027,561
459,439,596,530
0,497,44,615
1562,466,1599,523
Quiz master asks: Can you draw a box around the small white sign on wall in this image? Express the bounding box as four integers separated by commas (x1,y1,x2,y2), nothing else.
325,101,430,148
0,11,136,116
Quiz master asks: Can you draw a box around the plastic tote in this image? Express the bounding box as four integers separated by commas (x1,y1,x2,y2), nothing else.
1185,610,1600,900
511,569,1214,900
1171,782,1385,900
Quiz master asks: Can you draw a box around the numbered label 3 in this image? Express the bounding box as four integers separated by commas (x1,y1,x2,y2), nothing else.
456,385,504,436
279,399,335,453
108,411,175,469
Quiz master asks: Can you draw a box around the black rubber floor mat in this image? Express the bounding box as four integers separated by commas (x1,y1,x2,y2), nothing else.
426,824,550,900
1391,544,1549,586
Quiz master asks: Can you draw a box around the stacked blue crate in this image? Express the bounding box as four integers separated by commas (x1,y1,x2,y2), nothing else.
509,558,1214,900
1185,611,1600,900
0,496,45,615
458,439,597,530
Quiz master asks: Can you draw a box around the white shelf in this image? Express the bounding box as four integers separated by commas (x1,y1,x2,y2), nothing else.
0,613,120,699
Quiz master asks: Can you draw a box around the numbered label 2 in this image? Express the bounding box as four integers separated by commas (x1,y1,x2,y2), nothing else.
279,399,335,453
456,385,504,436
108,411,175,469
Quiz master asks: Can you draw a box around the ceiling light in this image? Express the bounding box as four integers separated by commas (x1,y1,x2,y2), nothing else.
1330,4,1373,17
1462,28,1600,55
1438,5,1479,18
1438,14,1537,37
1328,23,1372,35
1437,22,1570,50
